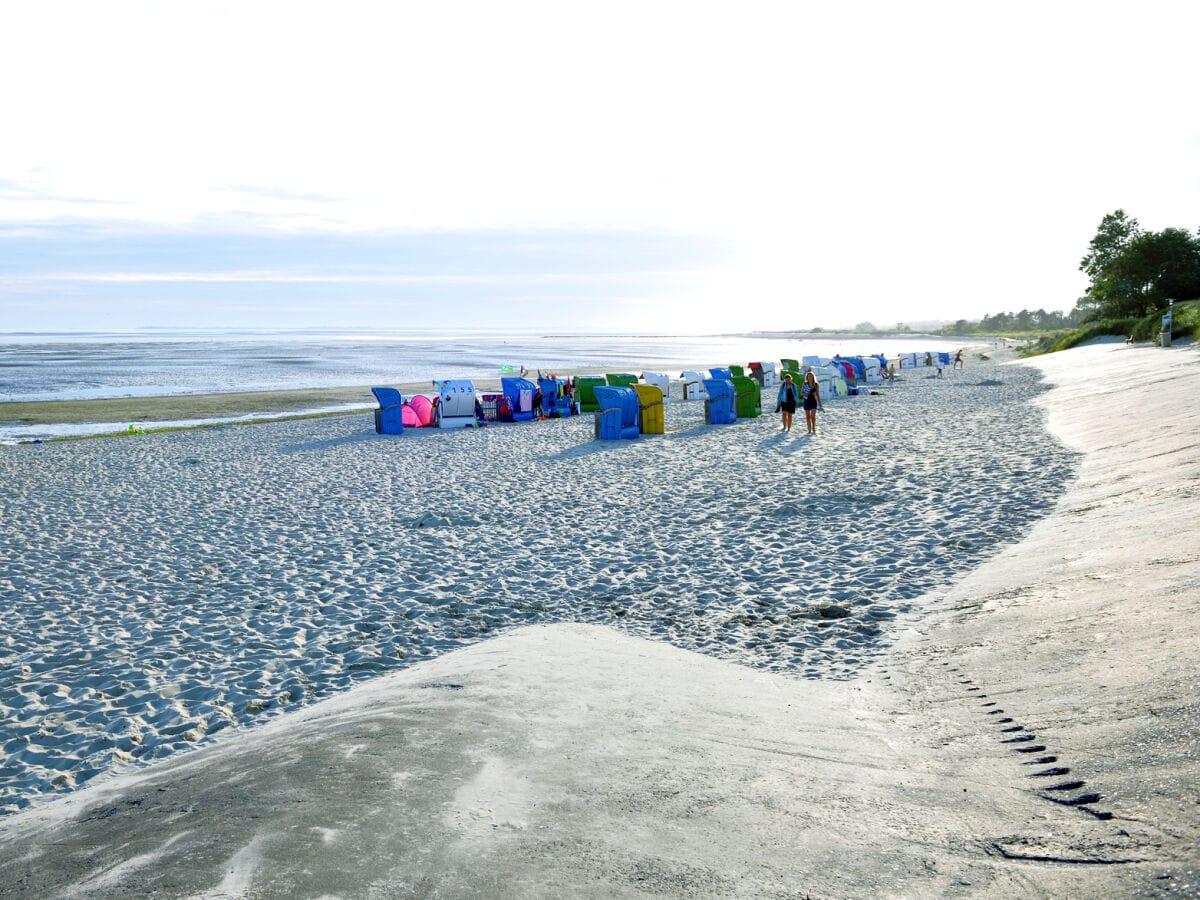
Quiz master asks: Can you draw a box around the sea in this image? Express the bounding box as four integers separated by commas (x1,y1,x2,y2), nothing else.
0,329,974,442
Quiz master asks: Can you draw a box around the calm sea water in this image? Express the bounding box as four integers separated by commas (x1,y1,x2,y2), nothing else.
0,329,973,441
0,329,973,401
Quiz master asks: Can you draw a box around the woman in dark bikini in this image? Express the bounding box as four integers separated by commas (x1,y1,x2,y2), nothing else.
802,370,824,434
776,373,799,432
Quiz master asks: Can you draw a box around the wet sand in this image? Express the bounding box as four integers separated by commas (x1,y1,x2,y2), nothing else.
0,383,497,428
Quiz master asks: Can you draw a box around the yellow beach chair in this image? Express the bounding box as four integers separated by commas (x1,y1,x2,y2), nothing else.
634,384,664,434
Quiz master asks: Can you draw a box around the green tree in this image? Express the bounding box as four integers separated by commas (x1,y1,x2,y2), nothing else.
1076,211,1200,320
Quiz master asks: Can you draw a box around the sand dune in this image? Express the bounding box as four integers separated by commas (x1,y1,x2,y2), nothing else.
0,341,1196,897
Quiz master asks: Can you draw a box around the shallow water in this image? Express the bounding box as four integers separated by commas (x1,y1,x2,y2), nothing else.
0,362,1075,815
0,328,969,403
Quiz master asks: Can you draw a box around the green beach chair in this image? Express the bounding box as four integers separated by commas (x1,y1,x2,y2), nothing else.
731,375,761,418
729,364,745,379
605,373,639,387
574,376,607,413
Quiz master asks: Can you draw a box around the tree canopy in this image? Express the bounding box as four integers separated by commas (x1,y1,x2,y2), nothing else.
1075,210,1200,320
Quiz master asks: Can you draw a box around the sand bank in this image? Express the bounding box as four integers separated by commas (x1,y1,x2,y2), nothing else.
0,342,1196,896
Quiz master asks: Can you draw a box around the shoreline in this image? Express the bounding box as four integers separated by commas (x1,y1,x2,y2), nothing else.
0,383,459,427
0,338,996,440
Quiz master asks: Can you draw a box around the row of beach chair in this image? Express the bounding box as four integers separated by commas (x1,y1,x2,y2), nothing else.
372,350,950,438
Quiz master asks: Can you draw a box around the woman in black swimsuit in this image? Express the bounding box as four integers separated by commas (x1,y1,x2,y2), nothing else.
776,373,799,432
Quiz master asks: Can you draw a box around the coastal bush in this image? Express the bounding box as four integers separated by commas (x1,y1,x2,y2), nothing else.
1019,299,1198,356
1142,298,1200,342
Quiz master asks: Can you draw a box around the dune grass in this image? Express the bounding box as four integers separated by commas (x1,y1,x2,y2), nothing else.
1020,300,1199,357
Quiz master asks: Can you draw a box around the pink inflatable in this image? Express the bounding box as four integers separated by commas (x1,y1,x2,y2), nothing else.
409,394,435,427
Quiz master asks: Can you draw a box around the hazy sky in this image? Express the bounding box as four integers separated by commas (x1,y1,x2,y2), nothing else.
3,1,1198,333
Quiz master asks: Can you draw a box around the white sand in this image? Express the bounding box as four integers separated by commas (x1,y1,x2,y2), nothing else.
0,341,1197,896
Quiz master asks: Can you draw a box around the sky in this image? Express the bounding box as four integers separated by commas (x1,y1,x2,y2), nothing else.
2,0,1198,334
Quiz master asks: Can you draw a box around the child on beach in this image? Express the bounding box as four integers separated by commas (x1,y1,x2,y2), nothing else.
802,370,824,435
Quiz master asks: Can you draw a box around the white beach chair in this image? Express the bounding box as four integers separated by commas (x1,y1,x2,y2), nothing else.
680,370,709,400
758,361,778,388
641,372,671,399
433,379,478,428
858,358,882,384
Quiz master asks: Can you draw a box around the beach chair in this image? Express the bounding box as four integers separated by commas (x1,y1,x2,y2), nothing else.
781,358,799,373
731,375,761,418
538,377,573,417
640,372,671,399
729,364,745,379
605,373,639,387
500,377,536,421
802,355,821,368
708,367,733,381
593,386,640,440
574,376,607,413
680,370,709,401
857,357,882,384
433,379,477,428
371,387,405,435
634,384,664,434
478,393,503,422
746,361,777,388
703,378,737,425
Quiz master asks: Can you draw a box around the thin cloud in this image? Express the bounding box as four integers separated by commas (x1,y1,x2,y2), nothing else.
217,184,343,204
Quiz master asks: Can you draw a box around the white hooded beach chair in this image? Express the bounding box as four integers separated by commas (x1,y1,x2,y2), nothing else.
641,372,671,399
810,365,835,399
680,370,709,400
756,361,778,387
857,357,882,384
433,379,478,428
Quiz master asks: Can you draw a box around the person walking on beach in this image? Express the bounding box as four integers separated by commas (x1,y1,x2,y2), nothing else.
953,349,963,369
802,370,824,434
776,373,799,432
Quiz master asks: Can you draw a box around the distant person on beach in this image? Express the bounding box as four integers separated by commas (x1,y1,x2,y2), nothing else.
776,373,799,432
802,370,824,434
954,350,963,369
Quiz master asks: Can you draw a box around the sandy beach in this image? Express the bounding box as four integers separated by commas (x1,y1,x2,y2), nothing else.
0,340,1197,897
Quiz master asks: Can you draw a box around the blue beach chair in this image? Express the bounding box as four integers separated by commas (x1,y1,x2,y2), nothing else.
703,378,737,425
371,387,405,434
593,386,640,440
